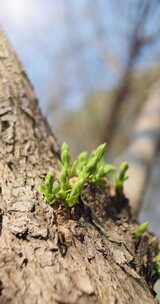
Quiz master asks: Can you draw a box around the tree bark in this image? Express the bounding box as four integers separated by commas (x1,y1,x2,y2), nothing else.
0,30,158,304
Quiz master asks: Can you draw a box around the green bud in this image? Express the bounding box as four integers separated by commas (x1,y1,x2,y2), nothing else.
58,189,68,200
45,193,55,204
85,143,106,176
96,166,105,178
156,255,160,263
104,164,116,176
67,178,85,207
52,184,60,195
96,143,107,157
45,171,55,193
61,142,71,166
115,162,129,195
95,164,115,180
38,185,47,194
60,167,69,190
69,160,76,177
92,166,106,185
76,152,88,175
78,152,88,163
134,221,149,237
85,156,96,172
119,162,129,180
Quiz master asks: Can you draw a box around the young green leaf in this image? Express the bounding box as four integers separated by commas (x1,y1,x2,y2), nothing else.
104,164,116,176
115,161,129,195
134,221,149,237
67,177,86,207
38,184,47,195
61,142,71,167
76,152,88,175
45,171,55,192
38,171,55,204
84,143,107,177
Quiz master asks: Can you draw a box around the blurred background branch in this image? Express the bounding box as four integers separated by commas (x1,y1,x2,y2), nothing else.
100,0,160,145
117,80,160,217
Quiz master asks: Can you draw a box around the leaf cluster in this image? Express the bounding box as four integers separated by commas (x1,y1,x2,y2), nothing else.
39,143,129,208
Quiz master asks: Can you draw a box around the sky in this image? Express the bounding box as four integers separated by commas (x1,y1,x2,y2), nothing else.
0,0,126,114
0,0,159,114
0,0,60,112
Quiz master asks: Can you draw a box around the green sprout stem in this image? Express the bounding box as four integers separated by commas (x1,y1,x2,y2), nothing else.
115,161,129,195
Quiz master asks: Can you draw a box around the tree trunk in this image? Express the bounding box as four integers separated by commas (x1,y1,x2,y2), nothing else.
118,81,160,217
0,30,158,304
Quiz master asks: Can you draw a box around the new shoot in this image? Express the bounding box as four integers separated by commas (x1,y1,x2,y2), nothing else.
134,221,150,237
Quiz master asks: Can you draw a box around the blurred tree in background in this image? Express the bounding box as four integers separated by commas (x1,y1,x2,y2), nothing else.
49,0,160,155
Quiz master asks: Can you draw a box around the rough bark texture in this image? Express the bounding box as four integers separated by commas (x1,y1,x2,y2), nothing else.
0,31,158,304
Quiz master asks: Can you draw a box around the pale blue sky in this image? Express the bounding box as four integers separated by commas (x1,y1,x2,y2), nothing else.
0,0,159,114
